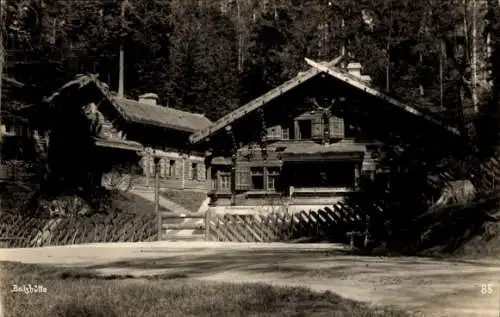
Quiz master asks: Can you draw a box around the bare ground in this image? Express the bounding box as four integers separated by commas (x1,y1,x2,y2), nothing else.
1,242,499,317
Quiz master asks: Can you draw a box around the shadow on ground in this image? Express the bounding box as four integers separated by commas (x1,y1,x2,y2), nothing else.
67,248,497,281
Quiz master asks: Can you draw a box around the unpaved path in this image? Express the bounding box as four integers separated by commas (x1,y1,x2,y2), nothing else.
1,242,499,317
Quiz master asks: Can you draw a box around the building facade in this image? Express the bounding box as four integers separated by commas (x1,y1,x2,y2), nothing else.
17,75,212,193
190,57,463,213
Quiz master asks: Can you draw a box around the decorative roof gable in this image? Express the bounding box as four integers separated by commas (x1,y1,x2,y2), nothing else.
189,57,460,144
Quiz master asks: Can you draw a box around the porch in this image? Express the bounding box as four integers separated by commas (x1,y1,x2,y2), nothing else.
208,140,365,204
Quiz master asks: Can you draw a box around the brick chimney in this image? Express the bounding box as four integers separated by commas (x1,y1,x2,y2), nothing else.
138,93,159,106
346,62,372,83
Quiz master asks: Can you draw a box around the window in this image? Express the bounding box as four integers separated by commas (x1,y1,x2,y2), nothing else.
142,156,155,176
251,167,264,190
148,157,155,176
219,173,231,191
159,159,167,178
282,128,289,140
191,163,198,180
266,125,282,140
298,120,312,139
168,160,176,178
329,116,345,139
267,167,280,191
236,167,251,190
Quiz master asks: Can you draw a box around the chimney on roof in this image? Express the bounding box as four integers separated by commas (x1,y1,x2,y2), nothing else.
346,62,362,77
138,93,158,106
346,62,372,84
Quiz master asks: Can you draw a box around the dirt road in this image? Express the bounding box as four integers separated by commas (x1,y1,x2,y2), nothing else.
1,242,499,317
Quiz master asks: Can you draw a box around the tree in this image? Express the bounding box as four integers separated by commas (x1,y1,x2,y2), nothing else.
166,3,240,119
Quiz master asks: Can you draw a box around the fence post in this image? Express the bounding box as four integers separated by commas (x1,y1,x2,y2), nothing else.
364,214,370,248
204,209,210,241
153,154,161,241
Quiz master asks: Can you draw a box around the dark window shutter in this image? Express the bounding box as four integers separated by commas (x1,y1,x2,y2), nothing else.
329,116,344,139
235,166,251,191
311,116,323,138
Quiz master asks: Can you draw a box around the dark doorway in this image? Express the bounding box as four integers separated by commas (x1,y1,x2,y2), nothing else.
298,120,312,140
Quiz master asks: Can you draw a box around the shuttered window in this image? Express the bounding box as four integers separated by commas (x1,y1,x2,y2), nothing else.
218,172,231,191
266,125,282,140
329,116,344,139
235,166,251,190
140,156,148,176
174,160,182,179
197,163,205,181
159,159,167,178
148,156,155,176
185,161,191,180
311,116,323,139
282,127,289,140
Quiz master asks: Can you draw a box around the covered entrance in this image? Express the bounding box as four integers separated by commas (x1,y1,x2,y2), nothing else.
280,140,365,195
284,161,357,188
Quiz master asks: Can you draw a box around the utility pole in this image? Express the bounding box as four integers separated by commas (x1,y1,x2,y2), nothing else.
118,0,129,98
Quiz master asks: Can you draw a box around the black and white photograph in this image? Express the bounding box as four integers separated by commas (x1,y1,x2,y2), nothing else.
0,0,499,316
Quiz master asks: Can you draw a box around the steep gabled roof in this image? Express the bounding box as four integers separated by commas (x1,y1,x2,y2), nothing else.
304,58,460,136
190,57,460,144
189,56,344,144
24,74,212,133
113,98,212,133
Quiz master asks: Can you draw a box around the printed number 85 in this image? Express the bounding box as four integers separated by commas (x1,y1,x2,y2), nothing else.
481,284,494,295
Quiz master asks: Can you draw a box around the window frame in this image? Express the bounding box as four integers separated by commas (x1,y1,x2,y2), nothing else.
282,127,290,140
250,167,265,190
218,172,231,192
168,160,176,178
191,162,198,180
266,167,280,191
297,119,313,140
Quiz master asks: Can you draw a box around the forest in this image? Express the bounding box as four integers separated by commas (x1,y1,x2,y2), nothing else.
2,0,499,127
3,1,500,253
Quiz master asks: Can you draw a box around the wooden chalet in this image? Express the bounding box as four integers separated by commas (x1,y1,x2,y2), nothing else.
17,75,212,192
190,57,464,212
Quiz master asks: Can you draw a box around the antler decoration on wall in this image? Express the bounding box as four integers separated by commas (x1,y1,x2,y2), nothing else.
311,97,336,114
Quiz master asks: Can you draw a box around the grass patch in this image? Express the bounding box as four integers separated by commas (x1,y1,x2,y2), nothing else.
1,261,411,317
160,189,207,212
112,192,166,215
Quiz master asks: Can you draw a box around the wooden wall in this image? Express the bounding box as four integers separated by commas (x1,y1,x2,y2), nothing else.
134,149,209,191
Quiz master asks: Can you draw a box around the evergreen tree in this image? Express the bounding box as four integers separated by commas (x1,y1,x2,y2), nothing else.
166,4,239,119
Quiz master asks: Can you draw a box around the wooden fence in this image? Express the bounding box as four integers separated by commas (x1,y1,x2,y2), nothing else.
159,212,207,241
203,202,367,243
0,212,157,248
